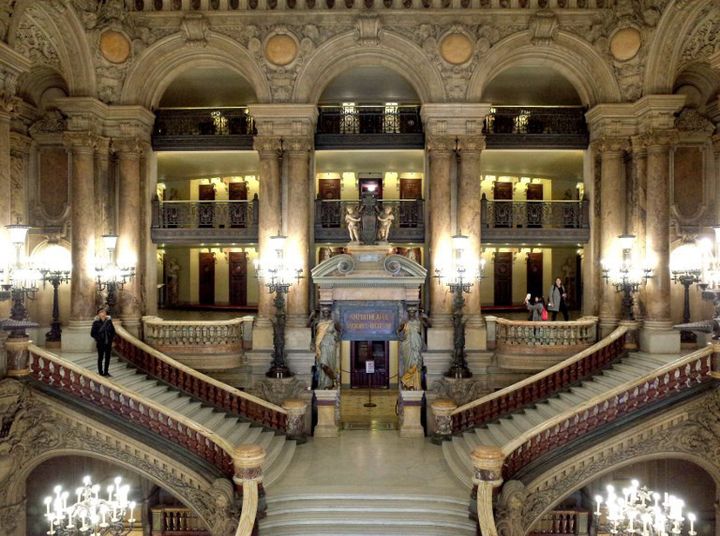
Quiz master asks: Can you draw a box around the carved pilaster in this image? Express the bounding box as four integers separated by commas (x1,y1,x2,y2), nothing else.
9,133,31,228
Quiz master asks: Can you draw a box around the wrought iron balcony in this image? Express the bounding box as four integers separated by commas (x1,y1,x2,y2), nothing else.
314,198,424,242
481,198,590,245
483,106,588,149
151,198,259,244
152,107,255,151
315,105,424,149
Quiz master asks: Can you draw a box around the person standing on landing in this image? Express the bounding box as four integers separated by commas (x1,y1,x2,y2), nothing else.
547,277,569,321
91,308,116,377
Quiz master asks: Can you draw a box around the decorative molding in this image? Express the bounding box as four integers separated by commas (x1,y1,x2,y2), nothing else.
528,10,559,46
181,14,209,47
356,15,381,47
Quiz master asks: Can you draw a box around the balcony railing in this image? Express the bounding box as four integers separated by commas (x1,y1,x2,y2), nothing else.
481,198,590,245
483,106,589,149
151,198,259,244
315,105,424,149
529,510,590,536
314,198,424,242
151,506,210,535
152,108,255,151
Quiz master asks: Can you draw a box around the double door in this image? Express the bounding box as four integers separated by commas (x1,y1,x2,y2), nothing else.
350,340,389,389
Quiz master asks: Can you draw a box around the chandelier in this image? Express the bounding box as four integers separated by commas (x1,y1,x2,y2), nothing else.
44,475,137,536
594,480,696,536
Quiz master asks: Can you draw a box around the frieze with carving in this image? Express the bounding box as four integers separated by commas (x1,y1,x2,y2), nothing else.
680,4,720,66
14,6,62,71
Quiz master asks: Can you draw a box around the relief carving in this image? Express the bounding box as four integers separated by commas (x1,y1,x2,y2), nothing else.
15,8,62,70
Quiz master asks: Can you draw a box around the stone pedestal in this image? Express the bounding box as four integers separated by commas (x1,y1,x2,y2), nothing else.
619,319,640,350
61,320,96,353
5,335,31,377
314,389,340,437
431,398,457,444
399,389,425,438
282,398,308,444
639,320,681,354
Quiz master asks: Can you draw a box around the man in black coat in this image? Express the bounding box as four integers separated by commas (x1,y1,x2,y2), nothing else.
90,308,116,377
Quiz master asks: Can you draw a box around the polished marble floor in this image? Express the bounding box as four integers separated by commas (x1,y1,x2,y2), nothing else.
340,389,399,430
272,430,464,498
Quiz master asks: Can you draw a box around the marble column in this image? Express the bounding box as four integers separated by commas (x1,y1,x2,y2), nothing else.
95,137,112,236
597,137,628,335
114,139,144,333
0,98,14,319
640,130,680,354
63,132,98,351
631,135,648,320
457,135,485,325
285,136,312,327
255,136,283,323
427,135,455,326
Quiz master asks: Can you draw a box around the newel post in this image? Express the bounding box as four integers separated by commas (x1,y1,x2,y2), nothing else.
232,444,267,536
431,398,457,444
471,446,505,536
5,335,32,377
282,399,308,443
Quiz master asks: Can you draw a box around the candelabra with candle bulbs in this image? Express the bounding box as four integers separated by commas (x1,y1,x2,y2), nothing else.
433,234,485,379
0,222,41,338
254,233,303,378
43,475,136,536
33,239,72,347
601,234,653,321
670,239,703,343
95,234,135,318
594,479,696,536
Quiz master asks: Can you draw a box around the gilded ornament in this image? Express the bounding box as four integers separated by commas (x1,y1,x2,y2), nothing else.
99,30,131,64
609,28,641,61
439,33,473,65
264,34,299,66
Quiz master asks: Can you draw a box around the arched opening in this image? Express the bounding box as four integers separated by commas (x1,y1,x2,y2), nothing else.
673,63,720,112
482,66,583,106
158,65,258,108
17,66,69,111
25,455,210,535
318,65,420,105
535,459,717,536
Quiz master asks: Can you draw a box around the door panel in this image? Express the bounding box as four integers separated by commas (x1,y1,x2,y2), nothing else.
228,182,248,228
319,179,341,200
198,252,215,305
526,183,543,228
228,252,247,306
350,340,389,389
399,178,422,200
198,184,215,228
493,182,513,228
359,178,383,199
494,252,513,306
526,252,543,301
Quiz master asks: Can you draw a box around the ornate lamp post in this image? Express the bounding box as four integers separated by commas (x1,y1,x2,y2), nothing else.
43,475,137,536
594,479,696,536
34,240,72,347
95,234,135,317
670,240,703,343
255,233,303,378
601,234,653,321
0,223,41,338
434,234,485,379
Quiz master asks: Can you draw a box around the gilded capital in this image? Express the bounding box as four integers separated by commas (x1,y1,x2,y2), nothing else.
713,134,720,155
643,129,678,151
630,134,647,155
63,131,99,153
457,135,486,154
593,136,629,155
283,136,313,155
111,137,145,157
426,135,455,155
254,136,283,158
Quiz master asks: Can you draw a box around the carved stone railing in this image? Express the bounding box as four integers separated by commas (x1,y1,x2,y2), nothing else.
481,198,590,245
128,0,612,12
27,344,236,477
152,108,255,151
529,510,590,536
314,198,424,242
502,345,715,480
114,324,288,431
151,198,259,244
451,327,627,433
483,106,589,149
151,506,210,535
487,316,599,370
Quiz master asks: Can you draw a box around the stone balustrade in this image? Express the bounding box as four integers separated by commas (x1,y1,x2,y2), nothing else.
142,315,252,373
150,506,209,534
529,510,590,536
486,315,598,371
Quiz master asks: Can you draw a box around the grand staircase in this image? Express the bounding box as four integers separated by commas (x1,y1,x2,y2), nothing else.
259,492,477,535
443,347,711,489
62,351,295,487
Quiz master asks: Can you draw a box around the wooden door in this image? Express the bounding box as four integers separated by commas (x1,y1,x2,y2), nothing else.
228,252,247,306
526,252,543,302
494,252,513,306
359,178,383,199
526,183,543,228
399,178,422,199
198,184,215,228
318,179,342,228
493,182,513,228
228,182,248,228
198,252,215,305
318,179,341,200
350,340,389,389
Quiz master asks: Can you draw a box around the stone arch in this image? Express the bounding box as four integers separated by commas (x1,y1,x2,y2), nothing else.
643,0,717,96
468,31,622,106
0,380,236,536
517,391,720,532
8,0,96,97
17,65,69,110
120,32,271,108
293,31,446,104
